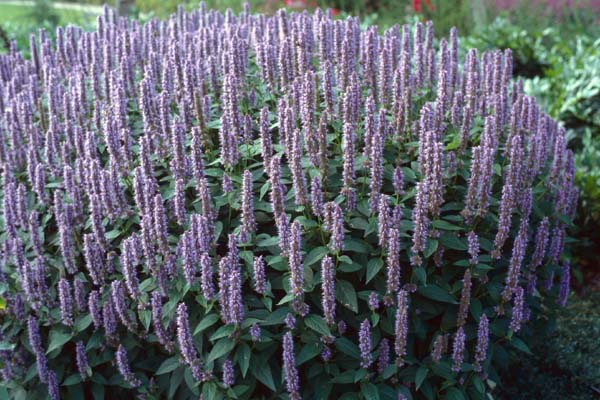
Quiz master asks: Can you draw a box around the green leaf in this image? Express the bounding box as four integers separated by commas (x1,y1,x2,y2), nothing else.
74,315,92,332
511,337,533,355
336,280,358,313
432,220,462,231
169,367,185,398
63,374,82,386
415,366,428,390
209,324,236,341
418,285,458,304
236,343,251,378
361,382,380,400
366,258,383,284
155,357,180,375
0,342,15,351
424,239,439,258
207,338,236,363
257,236,280,247
335,337,361,359
194,313,220,336
251,360,276,391
344,238,370,253
305,246,329,267
445,387,466,400
439,233,468,251
304,314,332,336
296,342,321,365
46,329,73,354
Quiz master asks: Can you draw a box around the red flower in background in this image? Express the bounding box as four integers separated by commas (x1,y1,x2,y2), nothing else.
413,0,435,13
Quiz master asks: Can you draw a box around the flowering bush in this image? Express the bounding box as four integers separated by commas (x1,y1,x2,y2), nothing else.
0,3,577,399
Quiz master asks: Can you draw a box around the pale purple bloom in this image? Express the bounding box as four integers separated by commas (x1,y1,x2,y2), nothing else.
310,176,324,217
253,255,266,295
88,290,102,330
321,256,336,325
151,292,174,353
359,319,372,369
222,359,235,387
467,231,479,266
377,338,390,375
75,341,90,380
324,202,344,253
368,292,380,311
285,313,297,330
116,344,141,387
58,278,73,327
395,290,409,367
47,370,59,400
474,314,489,372
557,261,570,307
282,332,301,400
457,269,472,327
200,252,215,300
240,170,256,242
451,326,465,373
177,303,204,381
509,286,525,332
431,335,445,363
250,324,261,342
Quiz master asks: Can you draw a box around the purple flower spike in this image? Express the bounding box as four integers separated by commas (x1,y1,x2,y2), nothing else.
282,332,301,400
474,314,489,372
115,344,141,387
321,256,336,325
359,319,372,369
451,326,465,373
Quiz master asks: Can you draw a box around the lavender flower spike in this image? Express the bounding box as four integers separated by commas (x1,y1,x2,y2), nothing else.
282,332,301,400
58,278,74,327
75,341,90,380
474,314,489,373
115,344,141,387
359,319,373,369
176,303,204,381
321,256,336,325
451,326,466,373
395,290,409,367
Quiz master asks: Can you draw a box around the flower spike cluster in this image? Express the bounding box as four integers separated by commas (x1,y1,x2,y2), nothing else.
0,3,575,398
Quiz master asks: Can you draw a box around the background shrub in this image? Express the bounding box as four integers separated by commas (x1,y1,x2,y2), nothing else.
0,3,576,399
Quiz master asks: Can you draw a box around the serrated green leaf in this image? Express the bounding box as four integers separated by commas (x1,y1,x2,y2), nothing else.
511,337,532,354
361,382,380,400
209,324,236,341
445,387,466,400
304,314,332,336
257,236,280,247
305,246,328,267
366,258,383,284
418,285,458,304
336,280,358,313
415,366,428,390
235,343,251,378
207,338,236,363
47,329,73,354
432,220,462,231
335,337,361,359
194,313,220,336
439,233,468,251
251,359,276,391
155,357,180,375
63,374,82,386
296,342,321,365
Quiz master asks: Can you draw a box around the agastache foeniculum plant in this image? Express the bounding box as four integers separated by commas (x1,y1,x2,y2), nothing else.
0,2,576,398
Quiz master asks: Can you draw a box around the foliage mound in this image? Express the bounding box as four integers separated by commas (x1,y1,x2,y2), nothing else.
0,4,577,399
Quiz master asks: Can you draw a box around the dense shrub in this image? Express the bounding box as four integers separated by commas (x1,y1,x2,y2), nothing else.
0,4,577,399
